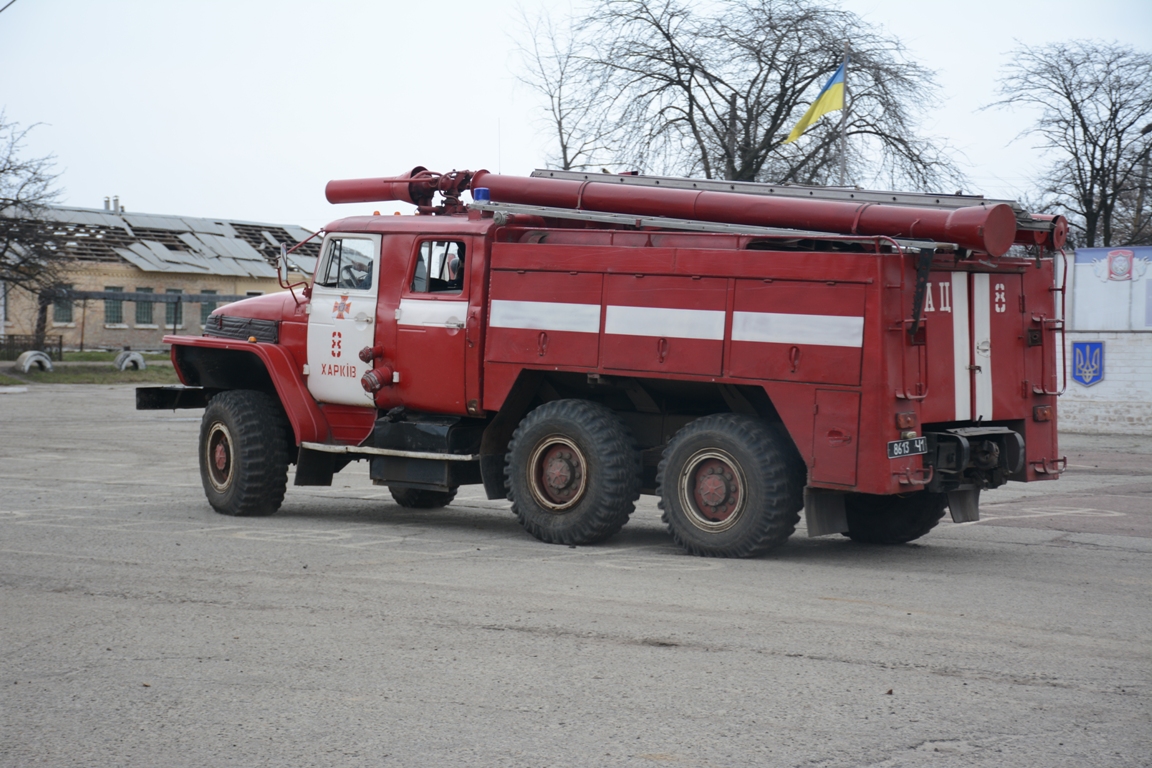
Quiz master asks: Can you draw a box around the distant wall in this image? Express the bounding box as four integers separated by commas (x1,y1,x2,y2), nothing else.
1056,250,1152,435
2,263,283,351
1060,331,1152,435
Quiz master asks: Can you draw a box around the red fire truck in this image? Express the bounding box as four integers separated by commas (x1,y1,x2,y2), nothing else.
137,167,1067,557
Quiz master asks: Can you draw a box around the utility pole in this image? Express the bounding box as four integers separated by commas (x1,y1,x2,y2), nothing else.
1132,122,1152,241
837,41,851,187
726,93,738,180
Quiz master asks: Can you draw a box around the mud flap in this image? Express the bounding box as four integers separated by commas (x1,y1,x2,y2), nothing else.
947,488,980,523
804,487,848,537
295,447,337,486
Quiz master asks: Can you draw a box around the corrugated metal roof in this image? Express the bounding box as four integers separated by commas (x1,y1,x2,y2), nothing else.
116,245,165,272
180,218,229,236
122,213,189,231
42,208,131,230
280,225,315,242
287,253,316,273
15,204,322,277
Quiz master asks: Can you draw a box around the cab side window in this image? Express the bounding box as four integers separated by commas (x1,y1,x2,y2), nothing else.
410,241,465,295
316,237,376,291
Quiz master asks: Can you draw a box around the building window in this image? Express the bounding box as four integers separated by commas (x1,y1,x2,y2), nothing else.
2,282,8,322
200,290,217,325
245,290,263,296
53,284,74,323
165,288,183,326
135,288,154,324
105,286,124,324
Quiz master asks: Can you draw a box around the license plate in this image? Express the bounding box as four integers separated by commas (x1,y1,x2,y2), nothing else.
887,437,928,459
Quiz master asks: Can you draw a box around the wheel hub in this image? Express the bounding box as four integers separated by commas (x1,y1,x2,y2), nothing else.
680,450,746,531
205,422,234,493
692,459,739,521
543,448,579,493
528,436,587,512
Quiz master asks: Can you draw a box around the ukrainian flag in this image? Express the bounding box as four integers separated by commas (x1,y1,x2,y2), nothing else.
783,62,846,144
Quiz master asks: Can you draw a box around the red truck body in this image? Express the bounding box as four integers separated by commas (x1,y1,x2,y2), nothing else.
140,168,1066,556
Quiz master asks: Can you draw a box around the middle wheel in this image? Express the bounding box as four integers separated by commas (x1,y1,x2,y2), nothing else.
658,414,804,557
506,399,641,545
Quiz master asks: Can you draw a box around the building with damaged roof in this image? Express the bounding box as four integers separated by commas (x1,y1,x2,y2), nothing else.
1,202,319,350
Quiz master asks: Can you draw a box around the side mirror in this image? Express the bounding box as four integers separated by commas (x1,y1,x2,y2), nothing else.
277,243,289,287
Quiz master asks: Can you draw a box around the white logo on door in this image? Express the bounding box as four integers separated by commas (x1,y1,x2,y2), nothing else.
994,283,1006,313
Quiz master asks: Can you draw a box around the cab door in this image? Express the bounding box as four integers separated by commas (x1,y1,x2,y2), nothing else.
306,234,381,407
394,237,470,414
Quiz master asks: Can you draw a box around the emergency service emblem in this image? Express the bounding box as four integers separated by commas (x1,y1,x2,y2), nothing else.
1071,341,1104,387
332,295,352,320
1091,249,1148,282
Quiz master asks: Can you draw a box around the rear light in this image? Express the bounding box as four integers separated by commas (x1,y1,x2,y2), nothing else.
895,412,916,429
1033,405,1053,422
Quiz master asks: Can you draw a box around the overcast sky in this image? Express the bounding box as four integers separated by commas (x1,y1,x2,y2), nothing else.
1,0,1150,230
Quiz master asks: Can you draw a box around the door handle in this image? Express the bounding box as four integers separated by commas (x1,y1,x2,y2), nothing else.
445,319,465,329
354,312,373,324
789,345,801,372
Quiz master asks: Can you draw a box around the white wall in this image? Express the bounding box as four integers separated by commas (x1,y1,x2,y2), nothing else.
1058,249,1152,435
1059,332,1152,435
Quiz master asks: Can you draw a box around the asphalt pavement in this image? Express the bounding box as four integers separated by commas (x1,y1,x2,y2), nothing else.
1,385,1149,767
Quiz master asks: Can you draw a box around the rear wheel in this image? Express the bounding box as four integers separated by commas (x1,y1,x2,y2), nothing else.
389,487,457,509
199,390,290,516
505,399,640,545
658,415,803,558
842,491,947,544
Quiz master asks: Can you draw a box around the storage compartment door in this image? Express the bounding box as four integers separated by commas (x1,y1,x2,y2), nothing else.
729,281,864,385
971,273,1027,421
602,275,727,375
811,389,860,486
486,271,603,368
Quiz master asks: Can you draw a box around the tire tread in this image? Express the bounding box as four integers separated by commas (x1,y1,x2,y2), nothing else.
843,492,947,544
199,390,290,517
656,414,803,558
389,487,458,509
505,399,640,545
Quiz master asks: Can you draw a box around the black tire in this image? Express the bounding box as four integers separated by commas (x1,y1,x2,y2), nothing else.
389,487,458,509
657,415,804,558
199,390,291,517
505,399,641,545
842,491,948,544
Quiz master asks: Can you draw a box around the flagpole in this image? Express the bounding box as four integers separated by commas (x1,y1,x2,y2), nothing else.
838,41,850,186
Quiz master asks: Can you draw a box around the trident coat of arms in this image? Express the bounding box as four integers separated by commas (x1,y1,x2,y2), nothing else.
1071,342,1104,386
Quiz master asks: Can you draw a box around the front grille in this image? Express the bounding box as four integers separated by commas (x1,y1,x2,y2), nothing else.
203,314,279,344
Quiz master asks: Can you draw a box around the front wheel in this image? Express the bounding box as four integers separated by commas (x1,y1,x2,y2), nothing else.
505,399,641,546
199,390,290,517
657,415,804,558
842,491,948,544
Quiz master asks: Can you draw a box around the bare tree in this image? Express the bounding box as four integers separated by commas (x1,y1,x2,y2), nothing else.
991,41,1152,248
0,112,64,345
517,0,962,190
513,9,621,171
